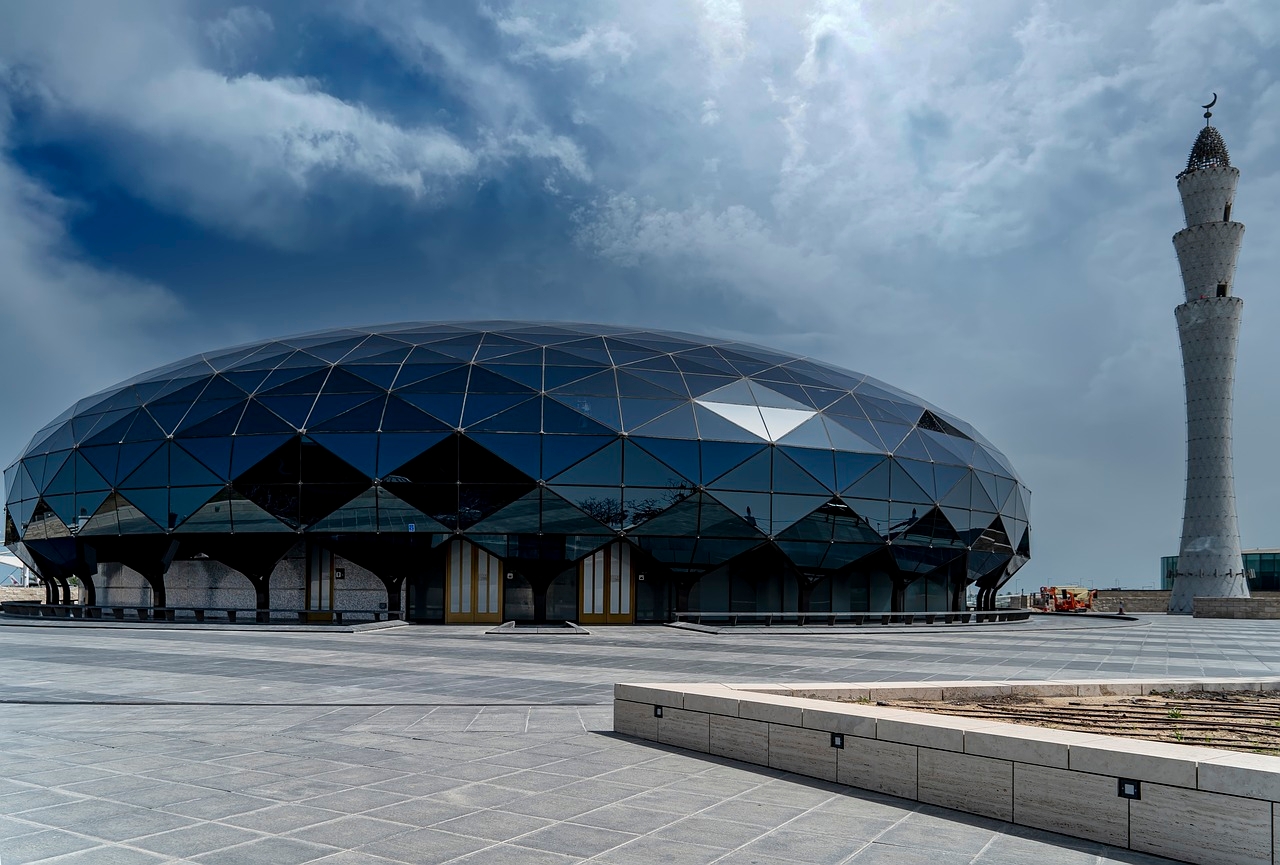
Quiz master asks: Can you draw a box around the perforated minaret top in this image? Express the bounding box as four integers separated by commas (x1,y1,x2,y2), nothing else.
1179,125,1231,178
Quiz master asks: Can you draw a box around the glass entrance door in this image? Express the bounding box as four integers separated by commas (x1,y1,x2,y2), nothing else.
579,541,634,625
445,539,503,624
306,545,335,623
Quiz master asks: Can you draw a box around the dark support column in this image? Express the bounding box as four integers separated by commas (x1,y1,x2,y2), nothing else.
379,575,405,617
51,576,68,606
43,576,54,606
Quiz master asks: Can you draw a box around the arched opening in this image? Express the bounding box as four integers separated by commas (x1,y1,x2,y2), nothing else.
1223,201,1232,221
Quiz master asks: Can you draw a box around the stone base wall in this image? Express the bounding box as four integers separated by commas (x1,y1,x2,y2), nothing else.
1092,590,1170,612
1195,597,1280,619
616,679,1280,865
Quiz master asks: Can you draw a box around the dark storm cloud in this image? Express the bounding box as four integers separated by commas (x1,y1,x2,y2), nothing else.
0,0,1278,585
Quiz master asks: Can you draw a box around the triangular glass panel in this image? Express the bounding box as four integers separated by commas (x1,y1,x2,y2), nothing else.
970,477,997,513
777,416,831,450
629,404,698,440
933,464,970,501
230,434,295,479
921,429,974,467
417,334,481,362
842,459,890,500
822,415,887,453
889,461,934,505
770,494,831,535
626,494,701,537
257,367,327,397
780,446,836,492
393,363,461,389
897,458,937,500
377,488,450,534
693,404,768,442
550,369,616,397
543,364,602,390
681,373,739,399
630,437,701,485
122,411,167,444
467,397,542,434
169,486,223,529
746,381,812,410
377,431,451,478
467,489,545,534
892,430,933,462
542,399,614,436
698,440,762,484
624,486,694,528
340,364,400,391
305,393,378,428
867,420,911,451
466,433,542,479
620,440,688,488
235,400,297,435
939,472,976,510
81,410,141,446
708,449,771,490
305,433,379,478
77,445,120,488
700,491,769,537
44,452,78,496
398,392,465,428
462,393,539,428
618,397,688,433
319,367,388,396
78,493,124,536
547,394,621,431
467,365,539,395
772,450,829,495
543,434,615,480
477,363,542,391
307,487,379,533
758,407,817,441
174,438,233,480
548,440,620,485
44,493,77,529
698,379,756,406
624,367,688,397
941,505,978,534
227,490,292,532
380,396,453,433
615,371,685,400
256,394,318,429
166,444,221,488
120,487,170,529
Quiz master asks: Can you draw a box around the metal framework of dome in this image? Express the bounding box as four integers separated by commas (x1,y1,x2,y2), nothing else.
1179,125,1231,178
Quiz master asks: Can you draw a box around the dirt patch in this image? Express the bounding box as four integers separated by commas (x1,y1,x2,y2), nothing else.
862,690,1280,755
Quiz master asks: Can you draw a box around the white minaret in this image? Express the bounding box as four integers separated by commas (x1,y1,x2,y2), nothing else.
1168,97,1249,614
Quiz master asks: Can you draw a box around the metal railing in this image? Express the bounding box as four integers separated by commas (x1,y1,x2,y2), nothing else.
0,601,401,625
672,610,1029,626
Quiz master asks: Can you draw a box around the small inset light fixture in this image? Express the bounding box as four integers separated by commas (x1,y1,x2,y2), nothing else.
654,705,664,718
830,733,844,749
1118,778,1141,800
506,572,514,581
638,573,646,582
335,568,345,580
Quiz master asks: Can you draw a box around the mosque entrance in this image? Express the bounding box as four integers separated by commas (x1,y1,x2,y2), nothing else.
578,541,635,625
305,545,336,623
444,539,503,624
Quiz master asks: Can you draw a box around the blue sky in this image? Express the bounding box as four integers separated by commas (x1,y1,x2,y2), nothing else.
1,0,1278,588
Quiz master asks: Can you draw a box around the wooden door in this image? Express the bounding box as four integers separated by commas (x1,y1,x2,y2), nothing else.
445,539,503,624
579,542,634,625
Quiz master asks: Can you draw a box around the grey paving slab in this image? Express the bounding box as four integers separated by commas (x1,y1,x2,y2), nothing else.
0,617,1226,865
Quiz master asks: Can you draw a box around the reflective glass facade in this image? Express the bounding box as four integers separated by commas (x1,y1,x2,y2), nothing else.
4,322,1030,619
1162,551,1280,592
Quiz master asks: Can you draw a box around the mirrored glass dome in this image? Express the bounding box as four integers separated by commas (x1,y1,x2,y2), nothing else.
4,321,1029,618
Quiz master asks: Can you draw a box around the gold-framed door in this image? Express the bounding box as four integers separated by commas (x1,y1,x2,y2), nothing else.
445,539,503,624
306,545,335,623
579,541,634,625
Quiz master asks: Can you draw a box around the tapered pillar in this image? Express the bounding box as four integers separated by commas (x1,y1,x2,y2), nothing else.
1168,113,1249,613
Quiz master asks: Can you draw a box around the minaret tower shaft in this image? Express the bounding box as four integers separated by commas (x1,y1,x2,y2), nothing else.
1168,101,1249,614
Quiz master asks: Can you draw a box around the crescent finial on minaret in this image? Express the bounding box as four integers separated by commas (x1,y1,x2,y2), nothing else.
1202,92,1217,121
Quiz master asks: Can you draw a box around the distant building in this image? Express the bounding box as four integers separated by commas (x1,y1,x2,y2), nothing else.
1162,550,1280,592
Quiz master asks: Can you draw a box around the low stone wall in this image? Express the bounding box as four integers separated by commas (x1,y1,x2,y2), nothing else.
0,587,79,603
615,679,1280,865
1195,596,1280,618
1092,590,1170,612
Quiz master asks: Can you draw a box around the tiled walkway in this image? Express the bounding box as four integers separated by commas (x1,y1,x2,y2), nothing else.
5,614,1276,863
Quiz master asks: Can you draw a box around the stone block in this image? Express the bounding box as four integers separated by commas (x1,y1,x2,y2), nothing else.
1007,682,1078,698
657,707,710,752
1068,739,1206,787
876,714,967,752
737,695,804,727
709,715,769,765
1012,763,1128,847
784,684,871,702
836,736,917,800
614,699,658,741
614,684,686,708
867,686,943,701
682,689,740,717
800,705,877,739
1130,782,1271,865
917,748,1012,821
939,682,1011,700
768,724,837,782
1198,752,1280,801
964,723,1094,769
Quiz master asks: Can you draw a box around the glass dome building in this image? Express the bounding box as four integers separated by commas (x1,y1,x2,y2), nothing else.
3,322,1029,623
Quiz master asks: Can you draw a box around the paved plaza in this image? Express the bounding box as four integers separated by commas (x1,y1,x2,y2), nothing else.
3,615,1280,864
